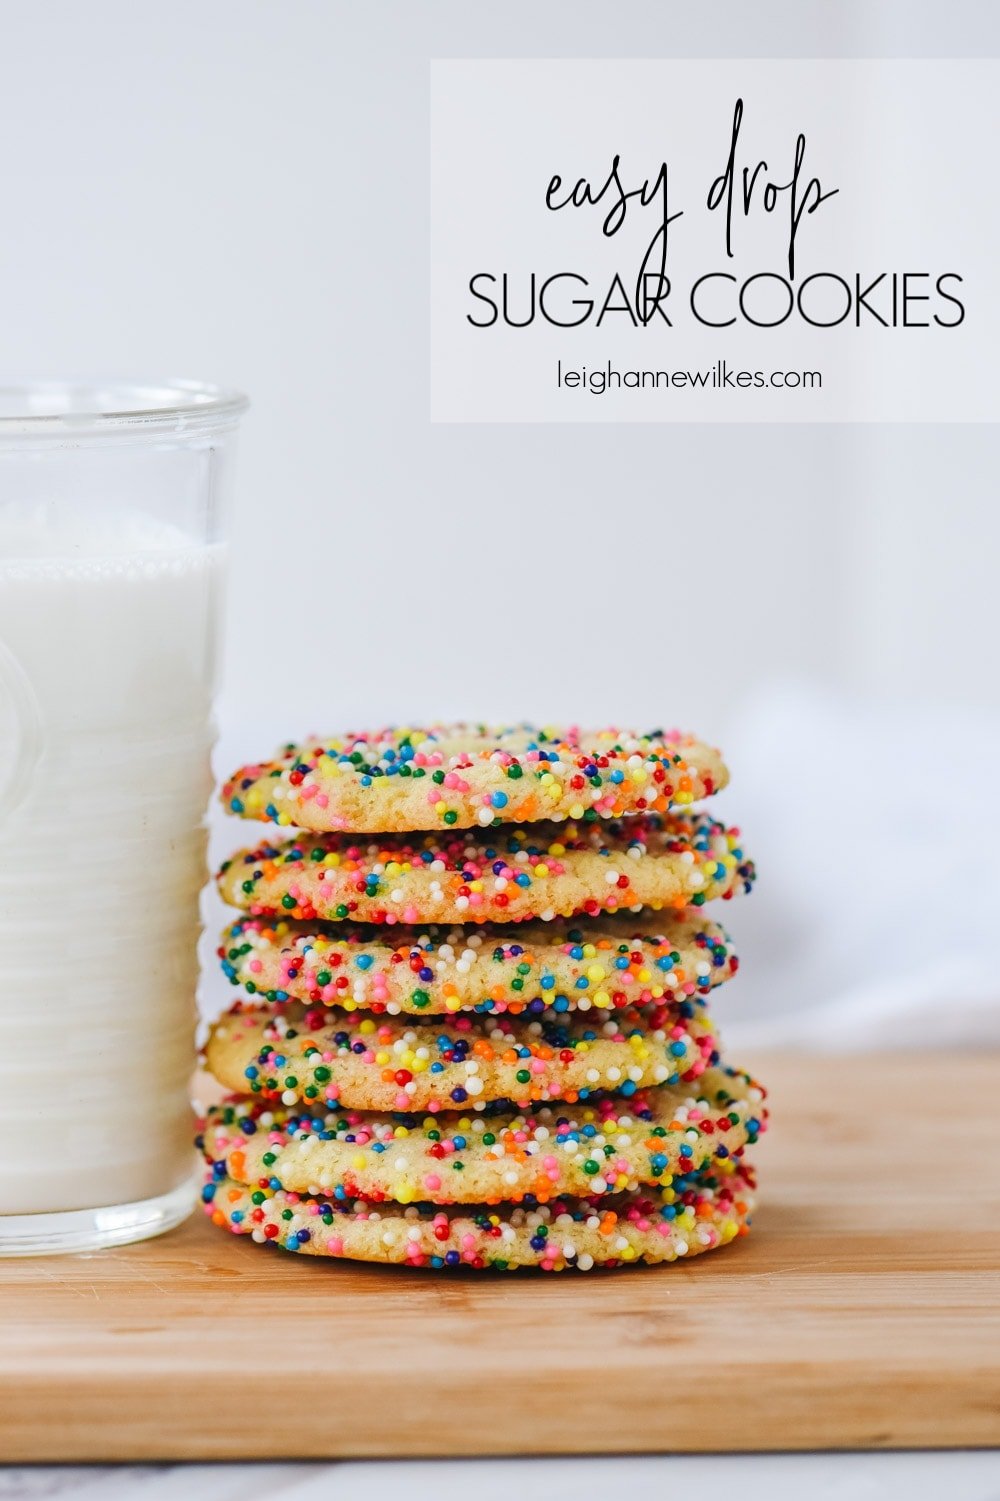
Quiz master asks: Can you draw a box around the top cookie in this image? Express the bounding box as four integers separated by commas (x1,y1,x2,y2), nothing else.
221,724,728,834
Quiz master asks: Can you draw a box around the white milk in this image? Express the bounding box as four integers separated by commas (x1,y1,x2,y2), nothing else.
0,505,221,1213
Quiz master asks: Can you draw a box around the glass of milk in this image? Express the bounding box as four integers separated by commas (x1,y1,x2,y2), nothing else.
0,379,247,1254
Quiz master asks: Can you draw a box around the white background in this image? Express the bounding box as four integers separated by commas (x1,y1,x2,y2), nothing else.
432,60,1000,421
0,0,997,1043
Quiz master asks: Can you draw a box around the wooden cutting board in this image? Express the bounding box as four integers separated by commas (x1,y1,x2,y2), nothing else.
2,1052,998,1460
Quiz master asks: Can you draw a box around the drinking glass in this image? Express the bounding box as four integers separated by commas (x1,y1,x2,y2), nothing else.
0,379,247,1254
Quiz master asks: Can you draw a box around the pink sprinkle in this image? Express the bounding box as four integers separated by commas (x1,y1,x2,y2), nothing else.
424,1174,441,1191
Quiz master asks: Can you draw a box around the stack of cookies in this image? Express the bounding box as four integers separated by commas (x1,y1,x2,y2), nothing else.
199,725,765,1272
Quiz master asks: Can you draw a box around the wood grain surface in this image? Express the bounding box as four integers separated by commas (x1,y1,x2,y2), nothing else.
2,1052,999,1461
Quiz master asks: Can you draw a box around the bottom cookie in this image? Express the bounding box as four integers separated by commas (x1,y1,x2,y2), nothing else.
202,1158,755,1271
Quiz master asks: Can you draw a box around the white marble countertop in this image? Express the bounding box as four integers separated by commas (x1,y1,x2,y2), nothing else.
4,1454,1000,1501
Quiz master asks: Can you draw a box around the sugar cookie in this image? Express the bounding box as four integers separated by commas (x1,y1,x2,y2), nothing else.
217,812,755,927
200,1063,765,1206
222,724,727,834
201,1158,755,1270
219,912,738,1017
204,999,719,1112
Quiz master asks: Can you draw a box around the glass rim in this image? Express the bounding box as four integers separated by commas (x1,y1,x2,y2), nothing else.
0,378,249,439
